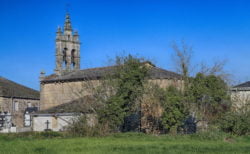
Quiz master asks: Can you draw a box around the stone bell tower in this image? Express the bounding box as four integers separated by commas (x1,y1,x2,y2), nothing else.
54,13,80,75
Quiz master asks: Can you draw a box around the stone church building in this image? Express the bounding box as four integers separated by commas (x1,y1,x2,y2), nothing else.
39,13,183,112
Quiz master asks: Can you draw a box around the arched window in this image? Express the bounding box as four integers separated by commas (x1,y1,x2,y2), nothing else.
71,49,76,69
62,48,67,69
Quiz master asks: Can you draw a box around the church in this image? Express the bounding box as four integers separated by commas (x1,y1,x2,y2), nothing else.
34,13,184,131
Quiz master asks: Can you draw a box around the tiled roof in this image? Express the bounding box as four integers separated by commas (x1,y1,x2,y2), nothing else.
234,81,250,88
0,77,39,99
36,96,95,114
41,65,182,83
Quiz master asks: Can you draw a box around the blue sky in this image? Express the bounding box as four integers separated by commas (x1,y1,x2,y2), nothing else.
1,0,250,90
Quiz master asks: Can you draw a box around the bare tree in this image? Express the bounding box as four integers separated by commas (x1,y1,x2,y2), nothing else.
199,60,231,84
171,41,233,132
171,41,231,83
172,40,193,79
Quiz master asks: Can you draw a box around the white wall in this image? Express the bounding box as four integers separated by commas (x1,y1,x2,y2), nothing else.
32,115,76,132
231,90,250,109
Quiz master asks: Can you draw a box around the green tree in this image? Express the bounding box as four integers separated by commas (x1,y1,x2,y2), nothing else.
97,55,149,132
115,55,149,113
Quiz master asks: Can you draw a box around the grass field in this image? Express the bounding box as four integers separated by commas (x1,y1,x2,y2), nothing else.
0,132,249,154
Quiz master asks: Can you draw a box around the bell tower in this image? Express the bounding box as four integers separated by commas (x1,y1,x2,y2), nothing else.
55,13,80,75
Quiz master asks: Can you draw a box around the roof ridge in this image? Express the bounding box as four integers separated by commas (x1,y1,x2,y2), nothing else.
78,61,155,72
79,65,117,71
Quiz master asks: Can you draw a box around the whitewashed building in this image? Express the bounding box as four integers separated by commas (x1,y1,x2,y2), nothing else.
231,81,250,110
32,113,77,132
31,96,96,132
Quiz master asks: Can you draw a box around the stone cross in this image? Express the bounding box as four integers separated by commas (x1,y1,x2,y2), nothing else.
45,120,50,130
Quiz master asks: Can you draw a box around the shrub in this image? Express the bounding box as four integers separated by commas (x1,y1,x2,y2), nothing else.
66,115,94,136
0,131,65,140
98,96,126,132
40,131,63,138
66,115,109,137
218,111,250,136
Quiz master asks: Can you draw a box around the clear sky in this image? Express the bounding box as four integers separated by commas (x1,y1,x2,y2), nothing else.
1,0,250,90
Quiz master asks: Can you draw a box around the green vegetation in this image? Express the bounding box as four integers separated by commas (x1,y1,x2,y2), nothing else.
218,110,250,136
93,55,149,133
67,55,239,136
1,53,250,153
0,132,249,154
161,86,187,133
99,55,148,131
188,73,231,121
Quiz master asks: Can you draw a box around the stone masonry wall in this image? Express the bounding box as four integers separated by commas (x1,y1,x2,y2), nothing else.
0,97,39,129
40,80,101,110
231,90,250,109
40,79,184,110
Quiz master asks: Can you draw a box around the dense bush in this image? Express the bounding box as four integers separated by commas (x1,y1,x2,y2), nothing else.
98,96,126,132
188,73,231,124
218,111,250,135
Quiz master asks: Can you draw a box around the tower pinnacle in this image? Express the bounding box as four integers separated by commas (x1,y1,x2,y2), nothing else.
64,13,72,35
